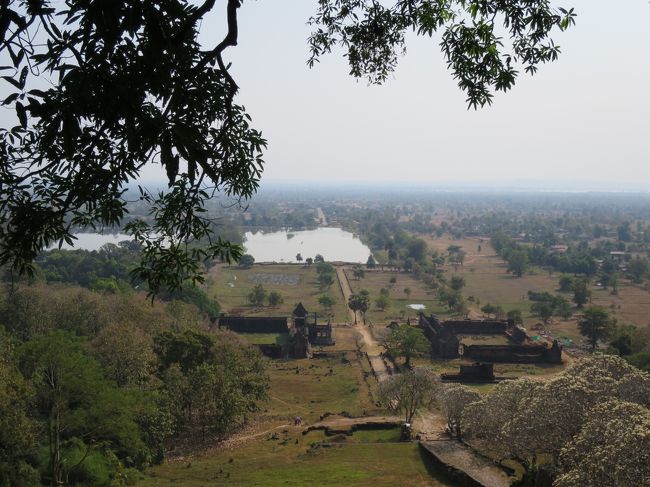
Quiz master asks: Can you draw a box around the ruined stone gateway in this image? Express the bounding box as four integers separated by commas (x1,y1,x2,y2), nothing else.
419,314,562,364
218,302,334,359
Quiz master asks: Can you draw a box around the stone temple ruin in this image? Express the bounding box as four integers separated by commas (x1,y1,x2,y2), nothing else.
441,362,497,383
218,303,334,359
419,315,562,364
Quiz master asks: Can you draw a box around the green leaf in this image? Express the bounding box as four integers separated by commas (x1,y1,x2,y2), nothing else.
19,66,28,89
1,76,22,89
15,101,27,128
2,92,20,106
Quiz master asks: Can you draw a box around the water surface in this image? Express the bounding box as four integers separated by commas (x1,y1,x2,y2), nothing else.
244,227,371,263
50,233,133,251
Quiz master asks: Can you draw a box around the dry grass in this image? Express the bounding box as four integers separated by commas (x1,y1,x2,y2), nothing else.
420,235,650,343
208,264,348,322
345,269,448,325
591,284,650,327
328,324,361,352
262,354,379,423
134,353,452,487
422,236,559,315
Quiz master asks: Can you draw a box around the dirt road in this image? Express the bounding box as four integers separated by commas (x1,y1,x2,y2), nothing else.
336,266,390,381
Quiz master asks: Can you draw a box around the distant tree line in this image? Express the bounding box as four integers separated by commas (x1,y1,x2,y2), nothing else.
21,243,221,320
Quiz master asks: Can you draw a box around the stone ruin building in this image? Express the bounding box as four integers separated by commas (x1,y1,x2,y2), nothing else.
441,362,497,383
291,302,335,347
218,302,334,359
419,314,562,364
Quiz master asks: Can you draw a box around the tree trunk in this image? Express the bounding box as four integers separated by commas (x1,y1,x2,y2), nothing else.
49,409,62,486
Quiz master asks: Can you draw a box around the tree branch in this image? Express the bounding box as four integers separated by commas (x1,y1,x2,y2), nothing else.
195,0,241,93
174,0,219,42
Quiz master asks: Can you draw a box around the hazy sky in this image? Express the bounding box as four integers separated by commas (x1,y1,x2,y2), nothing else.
179,0,650,189
3,1,647,189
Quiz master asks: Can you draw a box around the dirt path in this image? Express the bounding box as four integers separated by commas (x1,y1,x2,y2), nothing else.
336,266,390,381
412,410,445,442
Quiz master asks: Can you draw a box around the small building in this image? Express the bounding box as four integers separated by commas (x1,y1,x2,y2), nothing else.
309,320,334,346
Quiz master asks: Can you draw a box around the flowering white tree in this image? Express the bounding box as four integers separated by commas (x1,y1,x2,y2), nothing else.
463,379,543,465
616,372,650,407
556,399,650,487
462,354,650,480
503,374,602,463
564,353,640,382
564,354,650,406
438,383,481,439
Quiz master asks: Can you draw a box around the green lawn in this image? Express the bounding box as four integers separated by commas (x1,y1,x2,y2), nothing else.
348,427,402,443
138,435,451,487
458,334,511,346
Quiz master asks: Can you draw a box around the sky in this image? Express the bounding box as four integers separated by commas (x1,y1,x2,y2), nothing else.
174,0,650,190
2,1,648,190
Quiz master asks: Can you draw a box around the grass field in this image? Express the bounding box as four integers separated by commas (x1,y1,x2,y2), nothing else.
345,269,449,325
263,355,379,422
208,264,349,322
422,236,560,315
327,324,362,352
138,436,451,486
419,235,650,344
136,353,453,486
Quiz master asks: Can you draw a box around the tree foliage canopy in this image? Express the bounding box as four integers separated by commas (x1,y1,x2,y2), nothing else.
377,367,438,423
308,0,575,108
578,306,615,351
0,0,265,292
462,354,650,480
555,400,650,487
438,382,480,438
381,324,429,366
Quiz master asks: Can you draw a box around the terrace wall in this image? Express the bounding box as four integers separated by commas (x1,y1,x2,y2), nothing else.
218,316,289,334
